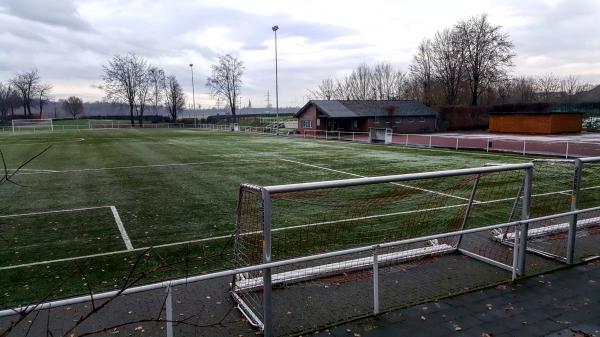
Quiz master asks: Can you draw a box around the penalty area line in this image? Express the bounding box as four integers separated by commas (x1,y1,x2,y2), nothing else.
110,206,133,250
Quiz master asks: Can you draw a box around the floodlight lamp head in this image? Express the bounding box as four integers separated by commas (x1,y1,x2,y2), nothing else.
272,25,279,32
189,63,193,67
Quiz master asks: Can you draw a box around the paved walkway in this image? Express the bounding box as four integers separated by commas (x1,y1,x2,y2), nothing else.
316,260,600,337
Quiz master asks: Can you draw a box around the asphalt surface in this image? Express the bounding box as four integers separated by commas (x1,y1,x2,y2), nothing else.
314,259,600,337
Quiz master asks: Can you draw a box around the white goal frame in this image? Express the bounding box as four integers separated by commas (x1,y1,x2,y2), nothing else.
12,119,54,133
369,127,392,144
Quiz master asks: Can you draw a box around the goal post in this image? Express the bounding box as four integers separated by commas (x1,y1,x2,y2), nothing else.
369,128,392,144
231,162,534,330
12,119,54,133
88,120,118,129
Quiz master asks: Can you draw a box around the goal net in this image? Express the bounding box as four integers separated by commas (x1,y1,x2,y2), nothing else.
369,128,392,144
88,120,119,129
12,119,53,132
232,163,531,329
492,159,600,262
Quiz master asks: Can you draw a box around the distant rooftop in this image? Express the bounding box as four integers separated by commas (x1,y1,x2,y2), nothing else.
296,100,437,118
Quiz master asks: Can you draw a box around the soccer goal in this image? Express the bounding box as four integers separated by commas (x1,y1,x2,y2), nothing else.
12,119,53,133
88,120,118,129
231,163,533,329
492,158,600,263
369,128,392,144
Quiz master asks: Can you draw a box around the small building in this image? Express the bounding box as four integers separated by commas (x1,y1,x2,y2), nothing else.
489,111,582,134
295,100,437,134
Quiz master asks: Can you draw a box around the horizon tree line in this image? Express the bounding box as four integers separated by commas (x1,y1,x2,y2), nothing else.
309,14,597,108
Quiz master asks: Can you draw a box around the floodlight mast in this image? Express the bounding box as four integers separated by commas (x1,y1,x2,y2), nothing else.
189,63,196,114
272,25,279,135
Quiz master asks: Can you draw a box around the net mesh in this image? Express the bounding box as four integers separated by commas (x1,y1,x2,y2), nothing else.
232,168,528,333
12,119,53,131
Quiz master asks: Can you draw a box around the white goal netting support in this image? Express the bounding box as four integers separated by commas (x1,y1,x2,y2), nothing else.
88,120,118,129
12,119,53,133
492,158,600,264
368,128,392,144
232,163,535,335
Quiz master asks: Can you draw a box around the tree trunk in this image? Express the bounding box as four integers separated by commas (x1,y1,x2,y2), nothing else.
129,105,135,126
138,108,144,126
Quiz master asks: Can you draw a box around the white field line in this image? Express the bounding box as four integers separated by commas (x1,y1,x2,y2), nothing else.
11,168,61,173
11,159,266,176
110,206,133,250
0,138,85,146
3,182,600,271
280,158,473,202
0,205,111,219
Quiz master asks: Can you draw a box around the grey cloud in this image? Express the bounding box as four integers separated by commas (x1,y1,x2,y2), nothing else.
507,0,600,57
0,0,93,31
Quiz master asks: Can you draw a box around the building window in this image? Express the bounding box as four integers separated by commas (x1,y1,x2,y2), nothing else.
408,118,414,123
317,119,321,127
395,117,402,124
352,119,358,129
303,120,312,128
420,117,425,123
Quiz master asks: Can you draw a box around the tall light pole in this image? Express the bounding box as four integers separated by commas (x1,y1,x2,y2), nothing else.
272,25,279,135
189,63,196,114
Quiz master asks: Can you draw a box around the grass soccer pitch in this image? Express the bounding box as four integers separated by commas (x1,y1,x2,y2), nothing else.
0,128,591,307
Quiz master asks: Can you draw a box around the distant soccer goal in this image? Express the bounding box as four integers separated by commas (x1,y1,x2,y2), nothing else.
369,128,392,144
88,120,125,129
12,119,53,133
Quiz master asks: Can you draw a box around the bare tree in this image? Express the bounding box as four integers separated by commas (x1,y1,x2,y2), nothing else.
372,62,397,100
409,38,434,105
206,54,244,122
536,73,560,101
10,69,41,116
148,67,166,116
165,75,185,121
37,84,52,118
309,78,337,100
136,70,152,126
430,28,465,105
102,53,148,125
62,96,84,119
455,14,515,105
392,70,407,99
0,82,11,122
512,76,537,103
345,63,374,100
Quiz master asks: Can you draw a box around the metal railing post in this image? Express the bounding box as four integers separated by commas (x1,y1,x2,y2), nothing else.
565,141,570,159
405,134,409,146
522,141,526,155
372,246,380,315
567,159,582,264
455,137,459,150
261,189,273,337
518,167,533,276
428,135,432,148
511,222,521,281
486,137,490,152
165,284,173,337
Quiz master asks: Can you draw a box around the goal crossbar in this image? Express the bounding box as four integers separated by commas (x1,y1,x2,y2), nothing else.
12,119,54,132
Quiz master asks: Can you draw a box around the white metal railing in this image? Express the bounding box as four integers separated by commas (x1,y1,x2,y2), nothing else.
2,205,600,337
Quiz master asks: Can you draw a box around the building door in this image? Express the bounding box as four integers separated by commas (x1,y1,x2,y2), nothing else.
327,119,337,131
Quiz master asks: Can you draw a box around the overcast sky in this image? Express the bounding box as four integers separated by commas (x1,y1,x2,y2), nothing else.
1,0,599,108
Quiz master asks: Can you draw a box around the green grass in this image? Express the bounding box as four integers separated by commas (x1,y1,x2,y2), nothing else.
0,128,593,308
